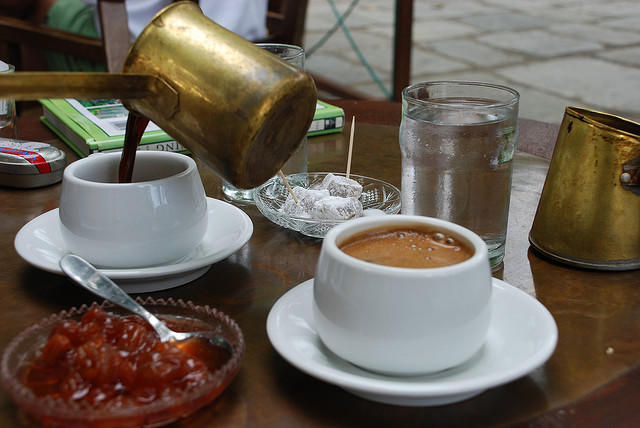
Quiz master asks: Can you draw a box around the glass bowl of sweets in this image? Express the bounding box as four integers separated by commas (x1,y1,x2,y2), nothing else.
1,298,244,428
254,172,401,238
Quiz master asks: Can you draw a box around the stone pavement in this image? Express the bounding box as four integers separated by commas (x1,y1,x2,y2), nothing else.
304,0,640,124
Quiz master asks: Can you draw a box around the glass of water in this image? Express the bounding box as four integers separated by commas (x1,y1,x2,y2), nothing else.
221,44,308,203
0,63,17,139
399,81,519,269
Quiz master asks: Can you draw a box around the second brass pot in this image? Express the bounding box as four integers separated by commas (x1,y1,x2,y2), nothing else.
529,107,640,270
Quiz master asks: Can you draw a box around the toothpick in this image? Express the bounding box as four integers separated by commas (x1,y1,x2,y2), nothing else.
346,115,355,179
278,170,298,203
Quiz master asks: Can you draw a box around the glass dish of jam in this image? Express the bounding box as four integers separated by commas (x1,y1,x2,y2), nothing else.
1,298,244,428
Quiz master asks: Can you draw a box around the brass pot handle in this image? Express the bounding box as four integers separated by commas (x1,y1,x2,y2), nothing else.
622,154,640,195
0,72,179,119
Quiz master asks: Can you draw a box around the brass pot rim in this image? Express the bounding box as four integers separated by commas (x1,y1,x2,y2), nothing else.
566,106,640,140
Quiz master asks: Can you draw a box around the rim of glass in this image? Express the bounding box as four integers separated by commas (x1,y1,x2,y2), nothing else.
256,43,305,61
402,81,520,109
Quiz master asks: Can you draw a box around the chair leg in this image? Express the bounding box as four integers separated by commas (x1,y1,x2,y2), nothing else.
392,0,413,102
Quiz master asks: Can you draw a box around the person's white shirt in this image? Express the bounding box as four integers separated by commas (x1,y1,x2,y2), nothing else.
85,0,267,42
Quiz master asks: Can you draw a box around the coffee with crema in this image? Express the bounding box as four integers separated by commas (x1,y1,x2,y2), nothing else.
338,226,473,268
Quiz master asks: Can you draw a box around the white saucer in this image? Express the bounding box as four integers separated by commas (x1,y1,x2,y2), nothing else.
266,278,557,406
14,197,253,293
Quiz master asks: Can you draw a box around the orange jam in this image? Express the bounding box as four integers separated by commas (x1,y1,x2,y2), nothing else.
21,307,225,409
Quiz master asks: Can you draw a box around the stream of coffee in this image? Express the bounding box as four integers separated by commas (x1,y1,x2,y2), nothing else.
119,112,150,183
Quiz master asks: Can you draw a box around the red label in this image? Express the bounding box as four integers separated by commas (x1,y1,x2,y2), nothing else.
0,147,52,174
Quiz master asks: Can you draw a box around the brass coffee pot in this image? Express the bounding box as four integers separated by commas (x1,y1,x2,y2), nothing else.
0,1,317,188
529,107,640,270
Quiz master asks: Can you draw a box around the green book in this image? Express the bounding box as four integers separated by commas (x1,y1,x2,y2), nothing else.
39,98,186,158
40,98,343,157
309,100,345,137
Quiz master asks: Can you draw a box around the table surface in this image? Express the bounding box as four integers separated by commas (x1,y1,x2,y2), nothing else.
1,100,638,427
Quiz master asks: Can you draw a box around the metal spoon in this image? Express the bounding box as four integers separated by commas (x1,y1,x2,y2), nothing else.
59,253,234,355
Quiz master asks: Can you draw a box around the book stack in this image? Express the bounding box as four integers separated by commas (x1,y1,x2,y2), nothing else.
40,98,345,157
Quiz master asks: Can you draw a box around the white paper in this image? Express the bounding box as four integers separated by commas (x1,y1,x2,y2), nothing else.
66,99,161,137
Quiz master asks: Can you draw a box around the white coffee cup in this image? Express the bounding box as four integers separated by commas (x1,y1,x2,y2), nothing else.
313,215,492,376
59,151,208,268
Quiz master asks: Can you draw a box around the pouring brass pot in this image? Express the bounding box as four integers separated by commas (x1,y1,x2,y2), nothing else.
529,107,640,270
0,1,317,189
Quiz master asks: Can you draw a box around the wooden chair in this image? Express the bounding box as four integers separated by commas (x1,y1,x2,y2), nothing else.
0,0,129,73
261,0,308,47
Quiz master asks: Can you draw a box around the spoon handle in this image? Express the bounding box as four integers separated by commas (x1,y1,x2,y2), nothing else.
59,254,173,342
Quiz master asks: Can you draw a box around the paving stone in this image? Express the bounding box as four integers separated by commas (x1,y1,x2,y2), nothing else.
350,80,392,101
479,30,602,57
307,51,381,86
603,16,640,30
460,12,551,31
364,18,476,42
548,23,640,46
579,1,640,18
429,39,524,67
412,1,500,20
411,49,469,75
512,87,576,124
305,10,340,32
306,26,396,73
410,70,506,85
335,3,395,28
304,31,335,52
325,31,469,75
306,31,392,77
528,7,603,24
482,0,586,9
316,30,389,55
309,28,469,75
306,0,394,29
307,7,391,31
496,57,640,114
304,28,355,57
411,20,480,43
598,47,640,67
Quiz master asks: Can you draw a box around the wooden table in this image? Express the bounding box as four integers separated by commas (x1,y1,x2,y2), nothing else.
1,101,638,427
